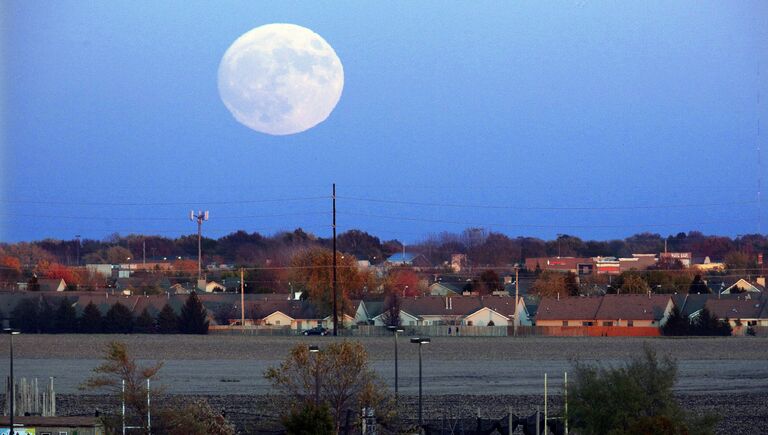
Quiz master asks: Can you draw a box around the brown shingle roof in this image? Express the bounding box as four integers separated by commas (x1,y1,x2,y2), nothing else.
536,296,603,321
595,294,671,321
705,297,765,320
400,296,483,317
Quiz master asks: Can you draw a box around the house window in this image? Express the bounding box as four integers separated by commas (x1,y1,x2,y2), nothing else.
582,321,594,326
275,320,281,325
748,320,757,326
59,432,68,435
467,321,473,326
603,321,613,327
627,320,634,327
562,321,568,327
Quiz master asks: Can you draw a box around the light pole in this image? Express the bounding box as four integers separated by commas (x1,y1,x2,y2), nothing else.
309,345,320,405
557,233,565,258
410,337,430,426
387,326,404,399
4,328,20,432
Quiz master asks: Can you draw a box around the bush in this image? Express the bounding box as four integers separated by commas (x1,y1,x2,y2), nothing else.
569,346,717,434
282,403,334,435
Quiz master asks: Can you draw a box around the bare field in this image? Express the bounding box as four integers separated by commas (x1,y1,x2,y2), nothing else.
3,335,768,395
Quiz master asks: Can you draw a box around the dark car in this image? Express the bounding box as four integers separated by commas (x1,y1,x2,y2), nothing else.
303,326,329,336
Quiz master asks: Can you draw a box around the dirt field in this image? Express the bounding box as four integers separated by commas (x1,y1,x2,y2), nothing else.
3,335,767,395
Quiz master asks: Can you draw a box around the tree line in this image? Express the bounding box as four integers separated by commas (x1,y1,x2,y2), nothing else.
7,292,210,334
2,228,765,271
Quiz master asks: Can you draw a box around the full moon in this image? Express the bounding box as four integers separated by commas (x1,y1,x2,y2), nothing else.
218,23,344,136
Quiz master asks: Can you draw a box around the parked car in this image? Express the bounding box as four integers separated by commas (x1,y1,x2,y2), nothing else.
303,326,328,336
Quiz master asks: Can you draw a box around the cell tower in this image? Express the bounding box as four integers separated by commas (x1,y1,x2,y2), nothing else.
190,210,209,282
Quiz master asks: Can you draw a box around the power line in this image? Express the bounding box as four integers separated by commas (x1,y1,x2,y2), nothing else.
340,211,758,229
337,195,758,211
0,196,329,206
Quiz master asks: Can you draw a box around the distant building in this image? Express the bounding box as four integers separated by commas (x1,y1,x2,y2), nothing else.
659,252,692,268
385,253,432,269
524,257,593,274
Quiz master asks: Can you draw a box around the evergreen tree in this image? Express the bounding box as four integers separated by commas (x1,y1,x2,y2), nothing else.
104,302,134,333
661,305,689,336
135,308,156,333
157,303,179,334
691,308,731,336
688,275,710,294
80,301,103,333
10,298,41,333
179,292,209,334
54,297,78,333
38,298,55,333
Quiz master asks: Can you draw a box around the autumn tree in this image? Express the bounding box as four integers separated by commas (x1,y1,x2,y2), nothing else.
265,341,392,432
477,269,501,294
620,274,651,294
0,255,22,286
289,248,369,316
531,271,576,297
384,269,421,297
82,341,163,432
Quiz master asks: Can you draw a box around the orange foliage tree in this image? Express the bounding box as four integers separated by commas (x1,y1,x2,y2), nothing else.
384,269,421,297
0,255,22,285
38,261,82,286
289,248,370,317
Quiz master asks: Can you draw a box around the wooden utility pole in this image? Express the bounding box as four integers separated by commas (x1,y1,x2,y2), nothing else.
240,267,245,330
332,183,338,336
514,266,519,337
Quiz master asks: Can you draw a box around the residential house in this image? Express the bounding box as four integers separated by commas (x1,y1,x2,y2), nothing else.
429,281,464,296
704,294,767,330
385,253,432,269
535,296,603,327
721,278,766,295
593,294,673,327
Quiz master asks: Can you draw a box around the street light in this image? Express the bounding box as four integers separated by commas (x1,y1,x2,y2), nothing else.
308,345,320,405
4,328,20,432
410,337,430,426
387,326,404,399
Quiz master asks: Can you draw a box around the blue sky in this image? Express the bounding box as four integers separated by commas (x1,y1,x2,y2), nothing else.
2,1,767,243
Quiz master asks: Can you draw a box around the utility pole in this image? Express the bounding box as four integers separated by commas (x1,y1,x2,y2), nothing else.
190,210,209,282
514,265,519,337
332,184,338,336
240,267,245,330
142,239,146,265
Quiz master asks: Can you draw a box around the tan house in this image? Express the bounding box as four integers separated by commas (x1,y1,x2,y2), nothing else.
536,296,603,327
593,294,673,327
704,295,768,330
721,278,765,295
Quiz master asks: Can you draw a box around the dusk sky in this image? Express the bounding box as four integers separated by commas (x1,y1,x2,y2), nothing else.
2,1,767,244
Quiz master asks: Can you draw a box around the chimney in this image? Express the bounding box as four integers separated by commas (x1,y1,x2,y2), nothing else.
449,297,452,310
445,297,449,310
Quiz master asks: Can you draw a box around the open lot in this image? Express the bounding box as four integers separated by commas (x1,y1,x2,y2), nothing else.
3,335,767,395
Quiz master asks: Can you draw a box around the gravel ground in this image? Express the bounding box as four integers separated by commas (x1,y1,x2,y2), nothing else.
3,335,767,433
4,334,768,361
55,392,768,434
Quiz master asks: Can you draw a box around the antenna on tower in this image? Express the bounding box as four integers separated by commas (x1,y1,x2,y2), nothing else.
189,210,210,282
